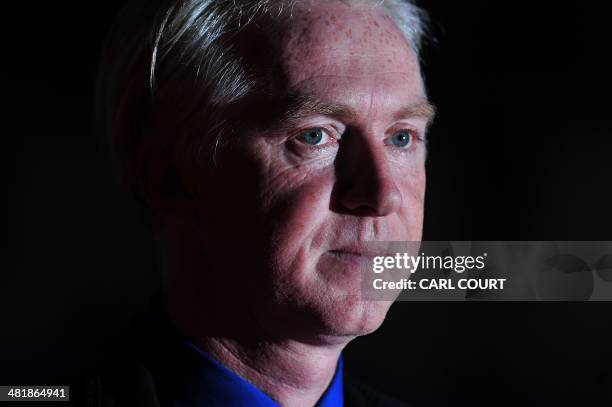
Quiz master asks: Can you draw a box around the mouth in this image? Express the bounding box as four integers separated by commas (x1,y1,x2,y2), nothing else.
328,250,377,259
326,250,379,269
328,242,393,259
316,251,371,278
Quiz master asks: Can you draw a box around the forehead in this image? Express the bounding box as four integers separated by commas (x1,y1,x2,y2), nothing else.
280,2,424,107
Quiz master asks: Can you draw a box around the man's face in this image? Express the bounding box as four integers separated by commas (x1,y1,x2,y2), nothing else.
194,2,432,340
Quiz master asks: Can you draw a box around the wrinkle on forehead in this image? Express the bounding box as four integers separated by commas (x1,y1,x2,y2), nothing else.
281,1,419,87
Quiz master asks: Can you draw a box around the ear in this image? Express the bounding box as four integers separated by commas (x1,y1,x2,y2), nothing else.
135,143,199,229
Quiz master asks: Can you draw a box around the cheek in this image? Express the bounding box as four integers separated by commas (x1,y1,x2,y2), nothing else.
196,147,336,288
404,166,426,203
254,167,339,303
397,165,426,238
262,167,335,260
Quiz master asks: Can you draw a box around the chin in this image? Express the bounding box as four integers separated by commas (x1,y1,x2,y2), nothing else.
318,294,394,338
267,252,396,342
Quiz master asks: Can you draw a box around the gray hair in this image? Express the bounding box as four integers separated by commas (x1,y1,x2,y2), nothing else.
95,0,429,195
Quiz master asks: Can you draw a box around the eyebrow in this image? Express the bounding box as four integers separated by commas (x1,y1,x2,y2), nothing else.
392,101,437,124
283,94,436,131
283,95,351,124
282,93,437,128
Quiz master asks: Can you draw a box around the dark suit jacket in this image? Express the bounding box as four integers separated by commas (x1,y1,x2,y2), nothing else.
85,301,412,407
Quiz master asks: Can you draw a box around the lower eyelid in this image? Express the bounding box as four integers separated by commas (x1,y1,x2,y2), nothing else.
287,139,338,156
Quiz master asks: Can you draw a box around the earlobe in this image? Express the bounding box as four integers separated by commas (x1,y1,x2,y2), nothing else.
135,143,199,229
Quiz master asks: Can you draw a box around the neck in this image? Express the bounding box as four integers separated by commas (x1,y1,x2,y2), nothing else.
200,336,343,407
166,286,350,407
161,235,348,406
165,295,345,407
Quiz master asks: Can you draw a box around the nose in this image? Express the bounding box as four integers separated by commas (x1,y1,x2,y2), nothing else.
333,131,403,216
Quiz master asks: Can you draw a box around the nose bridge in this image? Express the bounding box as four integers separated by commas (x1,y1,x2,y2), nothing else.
357,134,391,184
334,128,402,216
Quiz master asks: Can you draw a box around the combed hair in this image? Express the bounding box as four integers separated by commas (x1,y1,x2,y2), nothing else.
95,0,429,195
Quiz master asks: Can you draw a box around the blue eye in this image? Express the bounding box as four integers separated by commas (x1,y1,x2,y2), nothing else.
390,131,413,148
297,128,330,146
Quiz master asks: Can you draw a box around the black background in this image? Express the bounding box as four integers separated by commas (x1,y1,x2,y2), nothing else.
6,0,612,406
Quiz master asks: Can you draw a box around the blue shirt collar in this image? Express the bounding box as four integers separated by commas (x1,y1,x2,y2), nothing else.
183,339,344,407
